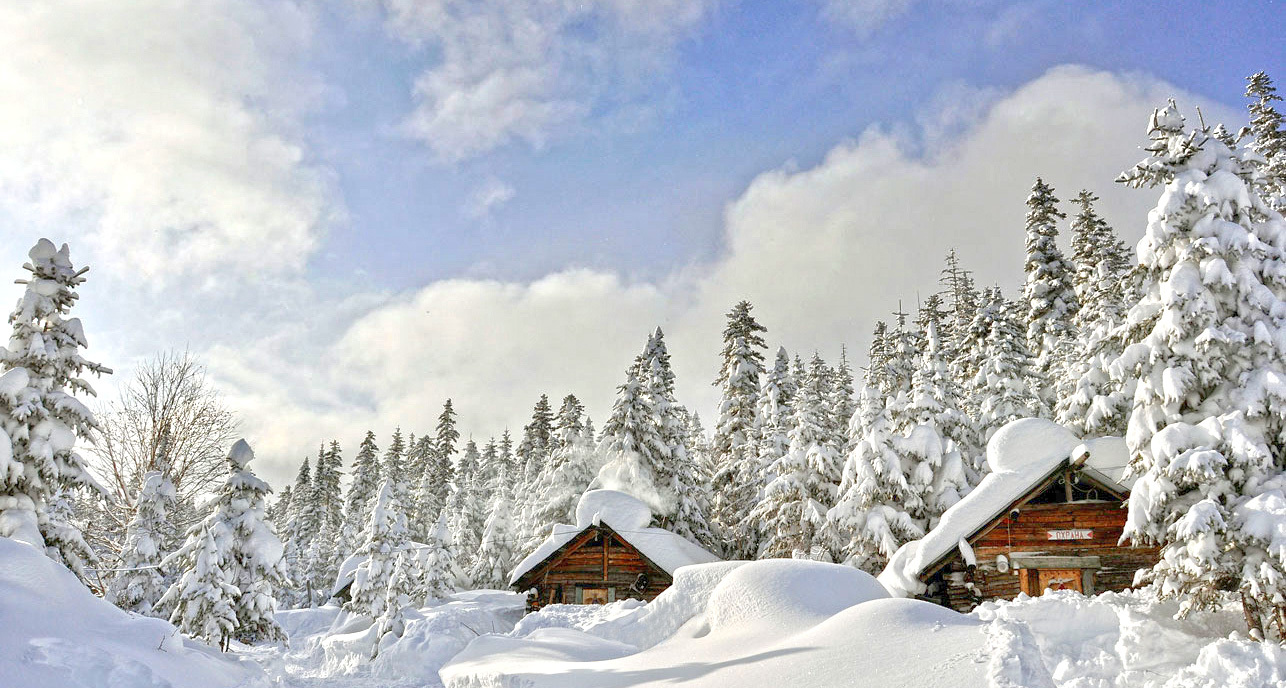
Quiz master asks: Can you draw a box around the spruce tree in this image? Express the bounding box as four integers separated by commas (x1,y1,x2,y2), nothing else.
446,439,485,576
1056,191,1135,435
469,478,518,589
161,440,286,649
596,342,670,513
0,239,110,578
969,287,1044,452
346,479,408,619
939,249,980,361
1116,100,1286,637
830,347,857,455
1021,178,1078,406
342,431,382,557
106,431,178,616
517,395,554,489
749,356,840,560
1246,71,1286,209
710,301,767,553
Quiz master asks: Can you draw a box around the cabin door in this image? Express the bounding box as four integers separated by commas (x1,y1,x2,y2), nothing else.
1028,568,1083,594
581,588,610,604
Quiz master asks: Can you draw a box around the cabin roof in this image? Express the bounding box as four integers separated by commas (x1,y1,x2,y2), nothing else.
509,489,719,587
878,419,1132,597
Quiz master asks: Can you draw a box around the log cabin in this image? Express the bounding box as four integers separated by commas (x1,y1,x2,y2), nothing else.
878,418,1160,612
510,489,720,612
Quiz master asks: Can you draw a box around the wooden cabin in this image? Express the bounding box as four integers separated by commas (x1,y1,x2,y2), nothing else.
511,489,720,612
879,420,1159,612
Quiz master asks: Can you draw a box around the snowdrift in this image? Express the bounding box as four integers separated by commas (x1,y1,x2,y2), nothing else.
441,558,1286,688
0,537,265,688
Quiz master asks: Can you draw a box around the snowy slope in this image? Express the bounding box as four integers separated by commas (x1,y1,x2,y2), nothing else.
0,537,266,688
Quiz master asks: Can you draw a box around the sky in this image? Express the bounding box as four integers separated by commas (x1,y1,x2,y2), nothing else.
0,0,1282,487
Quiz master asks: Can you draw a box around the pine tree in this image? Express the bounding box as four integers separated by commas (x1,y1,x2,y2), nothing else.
939,249,980,360
517,395,554,489
420,513,459,601
1022,178,1078,406
892,323,973,525
342,431,382,557
749,355,840,560
828,383,920,573
383,428,409,506
445,439,485,577
553,394,587,449
160,440,286,649
433,399,459,490
596,343,671,514
304,442,343,606
1116,100,1286,637
106,430,178,616
830,347,857,455
346,479,408,619
470,479,518,589
710,301,767,553
738,347,795,557
969,287,1044,453
0,239,110,578
280,455,315,607
1246,71,1286,209
1056,191,1135,435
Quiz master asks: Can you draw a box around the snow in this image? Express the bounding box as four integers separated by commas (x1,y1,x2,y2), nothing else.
0,537,265,688
510,489,720,585
878,418,1084,597
1071,435,1132,490
227,438,255,468
705,558,888,633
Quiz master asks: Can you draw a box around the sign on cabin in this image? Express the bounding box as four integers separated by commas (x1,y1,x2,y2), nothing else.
1047,529,1093,540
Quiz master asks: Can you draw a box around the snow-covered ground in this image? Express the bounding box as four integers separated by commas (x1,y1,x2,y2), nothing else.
6,534,1284,688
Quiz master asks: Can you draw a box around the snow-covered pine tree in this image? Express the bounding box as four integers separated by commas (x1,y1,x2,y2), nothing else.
553,394,586,449
419,512,459,601
517,395,554,490
969,287,1044,452
382,428,409,507
160,440,286,649
469,477,518,589
892,323,973,525
710,301,767,554
341,431,381,558
106,429,179,616
595,339,671,514
1021,178,1078,407
346,478,408,619
445,438,484,577
739,346,795,557
830,347,857,455
749,355,841,560
685,412,715,483
1246,71,1286,209
1056,191,1135,435
432,399,459,500
408,433,440,539
828,382,920,574
268,485,292,534
939,249,980,362
1115,100,1286,637
0,239,110,578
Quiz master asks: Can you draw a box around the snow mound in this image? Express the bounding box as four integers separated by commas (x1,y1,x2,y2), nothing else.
706,559,888,633
881,418,1085,597
986,417,1080,474
576,489,653,531
0,537,265,688
227,439,255,468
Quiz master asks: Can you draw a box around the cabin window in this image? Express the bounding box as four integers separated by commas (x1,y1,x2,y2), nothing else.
1026,472,1109,505
578,587,613,604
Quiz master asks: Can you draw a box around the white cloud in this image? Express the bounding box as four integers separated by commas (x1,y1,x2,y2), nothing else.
463,178,516,219
238,65,1241,488
371,0,714,161
0,0,337,283
815,0,919,37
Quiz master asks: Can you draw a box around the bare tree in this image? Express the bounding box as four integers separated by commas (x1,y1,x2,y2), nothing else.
85,351,239,559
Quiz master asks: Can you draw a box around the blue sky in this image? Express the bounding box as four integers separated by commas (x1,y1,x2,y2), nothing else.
0,0,1282,485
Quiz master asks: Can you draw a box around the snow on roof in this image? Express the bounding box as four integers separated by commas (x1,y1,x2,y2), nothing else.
510,490,719,586
1071,436,1131,492
878,418,1083,597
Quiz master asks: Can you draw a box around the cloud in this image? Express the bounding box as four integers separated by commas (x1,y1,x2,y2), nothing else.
815,0,919,37
463,178,516,220
0,0,337,283
369,0,714,161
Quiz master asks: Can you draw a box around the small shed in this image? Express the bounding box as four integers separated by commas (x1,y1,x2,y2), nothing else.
878,418,1159,612
511,490,720,611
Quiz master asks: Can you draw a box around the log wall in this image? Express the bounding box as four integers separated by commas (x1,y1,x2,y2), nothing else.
517,527,673,611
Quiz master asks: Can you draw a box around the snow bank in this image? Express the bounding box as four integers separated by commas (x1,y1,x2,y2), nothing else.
510,490,720,585
705,558,888,633
442,558,985,688
0,537,265,688
880,418,1084,596
271,590,525,685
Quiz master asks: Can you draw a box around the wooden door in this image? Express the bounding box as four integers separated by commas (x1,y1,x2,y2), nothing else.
1036,569,1083,593
581,588,609,604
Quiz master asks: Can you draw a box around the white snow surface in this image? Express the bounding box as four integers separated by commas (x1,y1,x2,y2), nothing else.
510,490,719,585
879,418,1085,597
0,537,265,688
